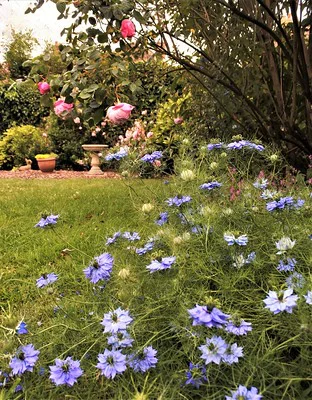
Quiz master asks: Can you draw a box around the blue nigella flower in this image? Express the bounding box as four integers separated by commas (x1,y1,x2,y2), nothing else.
253,179,268,189
304,291,312,305
184,362,207,389
224,233,248,246
155,211,169,226
122,231,141,241
105,148,128,161
36,273,58,288
275,237,296,254
146,256,176,273
83,253,114,284
96,349,127,379
266,197,305,212
107,330,134,349
286,272,305,290
16,321,28,335
199,182,222,190
225,319,252,335
0,371,10,387
207,142,223,150
128,346,158,373
277,258,297,272
101,308,133,334
106,231,121,245
260,189,277,200
49,357,83,387
35,214,59,228
198,336,228,365
263,289,298,314
188,305,229,328
136,238,155,255
166,195,192,207
222,343,244,365
9,344,40,376
225,385,263,400
140,151,162,163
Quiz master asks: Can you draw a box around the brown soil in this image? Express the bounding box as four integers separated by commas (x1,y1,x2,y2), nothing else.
0,170,121,179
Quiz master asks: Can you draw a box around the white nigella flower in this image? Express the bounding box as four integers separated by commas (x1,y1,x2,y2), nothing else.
275,237,296,254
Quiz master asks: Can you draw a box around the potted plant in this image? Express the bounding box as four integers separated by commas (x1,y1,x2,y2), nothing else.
35,153,57,173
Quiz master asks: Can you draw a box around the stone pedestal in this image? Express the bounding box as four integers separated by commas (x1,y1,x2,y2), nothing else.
82,144,108,175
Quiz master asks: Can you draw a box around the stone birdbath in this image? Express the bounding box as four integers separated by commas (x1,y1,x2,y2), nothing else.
82,144,108,175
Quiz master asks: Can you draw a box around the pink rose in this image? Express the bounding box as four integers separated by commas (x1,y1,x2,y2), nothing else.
73,117,81,124
107,103,134,125
38,81,50,95
174,117,184,124
54,99,74,118
120,19,136,39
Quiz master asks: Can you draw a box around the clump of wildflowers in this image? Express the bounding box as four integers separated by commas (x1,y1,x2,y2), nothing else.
123,231,141,241
83,253,114,284
10,344,40,376
49,357,83,386
266,196,305,212
263,288,298,314
35,214,59,228
36,273,58,288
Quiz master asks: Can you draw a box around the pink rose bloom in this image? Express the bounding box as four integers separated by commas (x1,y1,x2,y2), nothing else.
38,81,50,95
107,103,134,125
120,19,136,39
174,117,184,124
54,99,74,117
73,117,81,124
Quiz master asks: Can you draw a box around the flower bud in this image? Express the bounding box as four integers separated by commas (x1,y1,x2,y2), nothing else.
118,268,131,280
270,154,278,162
180,169,196,181
141,203,154,213
209,162,218,170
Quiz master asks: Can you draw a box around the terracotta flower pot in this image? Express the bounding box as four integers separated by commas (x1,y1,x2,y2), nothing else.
37,157,56,173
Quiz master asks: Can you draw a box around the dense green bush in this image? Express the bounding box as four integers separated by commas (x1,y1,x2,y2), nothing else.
46,114,90,170
0,125,47,170
0,81,49,137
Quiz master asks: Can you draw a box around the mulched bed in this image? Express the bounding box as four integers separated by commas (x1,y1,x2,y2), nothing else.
0,170,121,179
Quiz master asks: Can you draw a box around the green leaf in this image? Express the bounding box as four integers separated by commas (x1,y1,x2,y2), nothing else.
93,107,104,124
40,94,52,108
133,10,146,24
56,2,66,14
79,90,92,99
85,84,99,93
97,33,108,43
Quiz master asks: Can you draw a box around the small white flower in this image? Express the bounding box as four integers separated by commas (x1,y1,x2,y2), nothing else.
275,237,296,254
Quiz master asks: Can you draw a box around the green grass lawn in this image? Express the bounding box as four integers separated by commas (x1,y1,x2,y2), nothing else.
1,175,311,400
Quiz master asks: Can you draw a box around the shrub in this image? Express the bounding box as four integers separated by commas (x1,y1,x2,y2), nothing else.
0,125,47,170
0,81,49,137
46,114,90,170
